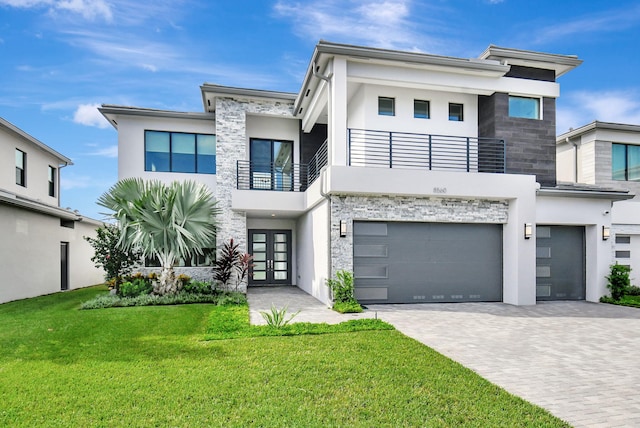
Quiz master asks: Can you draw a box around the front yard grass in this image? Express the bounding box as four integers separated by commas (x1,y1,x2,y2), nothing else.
0,286,569,427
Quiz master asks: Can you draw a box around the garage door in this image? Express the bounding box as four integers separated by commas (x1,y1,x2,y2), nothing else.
536,226,585,301
353,221,503,303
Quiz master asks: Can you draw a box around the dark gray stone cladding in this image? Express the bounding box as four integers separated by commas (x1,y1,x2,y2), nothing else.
479,93,557,186
505,65,555,82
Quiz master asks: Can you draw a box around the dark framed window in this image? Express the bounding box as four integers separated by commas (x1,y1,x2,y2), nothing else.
612,143,640,181
509,96,540,119
144,130,216,174
378,97,395,116
48,166,56,197
414,100,430,119
449,103,464,121
15,149,26,186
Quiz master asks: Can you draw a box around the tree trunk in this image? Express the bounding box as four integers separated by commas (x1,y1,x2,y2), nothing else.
155,265,178,295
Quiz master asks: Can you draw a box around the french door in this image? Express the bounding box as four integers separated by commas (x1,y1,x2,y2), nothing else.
249,139,293,191
249,230,291,285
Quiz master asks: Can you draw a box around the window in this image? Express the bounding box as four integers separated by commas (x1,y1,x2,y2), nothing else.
509,96,540,119
616,250,631,259
449,103,464,121
48,166,56,197
616,235,631,244
414,100,430,119
145,130,216,174
15,149,26,186
612,143,640,181
378,97,395,116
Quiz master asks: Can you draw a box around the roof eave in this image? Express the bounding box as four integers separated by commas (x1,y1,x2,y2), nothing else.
0,117,73,166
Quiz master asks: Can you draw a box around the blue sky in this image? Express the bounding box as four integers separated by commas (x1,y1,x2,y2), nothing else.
2,0,640,219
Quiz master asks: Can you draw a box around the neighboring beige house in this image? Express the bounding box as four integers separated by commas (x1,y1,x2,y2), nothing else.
101,41,630,306
0,117,104,304
557,121,640,282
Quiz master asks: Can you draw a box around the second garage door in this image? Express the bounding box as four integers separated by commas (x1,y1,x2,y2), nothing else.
353,221,503,304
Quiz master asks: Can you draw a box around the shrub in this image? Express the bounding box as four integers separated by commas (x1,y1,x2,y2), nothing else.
627,285,640,296
606,263,631,301
84,223,142,292
183,280,215,295
327,270,355,303
215,239,253,291
333,300,363,314
81,290,248,309
326,270,363,313
119,277,153,298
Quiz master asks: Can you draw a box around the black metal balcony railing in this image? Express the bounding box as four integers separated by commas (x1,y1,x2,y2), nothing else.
237,141,328,191
348,129,505,173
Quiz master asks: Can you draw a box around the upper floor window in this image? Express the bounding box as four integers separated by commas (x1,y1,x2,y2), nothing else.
15,149,26,186
612,143,640,181
449,103,464,121
509,95,541,119
378,97,395,116
48,166,56,197
145,131,216,174
414,100,430,119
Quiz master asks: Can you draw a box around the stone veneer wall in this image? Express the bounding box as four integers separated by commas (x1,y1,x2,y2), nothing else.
214,96,295,255
329,195,509,275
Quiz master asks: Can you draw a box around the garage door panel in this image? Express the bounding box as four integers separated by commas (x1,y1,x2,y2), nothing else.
536,226,585,301
354,221,502,303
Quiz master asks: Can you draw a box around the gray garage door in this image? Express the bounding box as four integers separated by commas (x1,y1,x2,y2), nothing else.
353,221,503,304
536,226,585,301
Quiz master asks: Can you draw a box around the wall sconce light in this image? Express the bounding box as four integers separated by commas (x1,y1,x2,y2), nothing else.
524,223,533,240
340,220,347,237
602,225,610,241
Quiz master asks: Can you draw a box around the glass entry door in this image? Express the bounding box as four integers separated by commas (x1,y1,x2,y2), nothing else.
249,139,293,191
249,230,291,285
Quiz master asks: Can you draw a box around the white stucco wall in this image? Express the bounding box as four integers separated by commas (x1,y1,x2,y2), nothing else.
346,84,478,138
0,127,61,205
116,115,217,193
296,197,331,305
0,204,103,304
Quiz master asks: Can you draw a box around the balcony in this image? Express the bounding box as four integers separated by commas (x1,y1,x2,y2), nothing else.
237,141,327,191
348,129,505,173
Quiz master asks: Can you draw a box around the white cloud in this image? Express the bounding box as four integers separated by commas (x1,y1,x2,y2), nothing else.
60,174,92,190
73,103,109,128
273,0,443,51
532,5,640,44
87,145,118,157
0,0,113,21
557,90,640,133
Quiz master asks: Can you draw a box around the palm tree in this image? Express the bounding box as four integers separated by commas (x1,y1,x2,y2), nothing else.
98,178,219,295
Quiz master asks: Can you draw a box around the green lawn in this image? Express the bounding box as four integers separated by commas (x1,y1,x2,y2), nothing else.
601,294,640,308
0,286,569,427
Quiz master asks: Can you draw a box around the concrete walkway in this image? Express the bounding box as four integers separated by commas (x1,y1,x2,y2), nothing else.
247,287,640,428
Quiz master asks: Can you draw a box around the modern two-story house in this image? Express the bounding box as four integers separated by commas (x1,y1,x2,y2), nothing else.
557,121,640,281
0,117,103,303
100,41,630,306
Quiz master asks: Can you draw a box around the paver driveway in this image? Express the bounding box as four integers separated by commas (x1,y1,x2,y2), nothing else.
247,288,640,427
367,301,640,428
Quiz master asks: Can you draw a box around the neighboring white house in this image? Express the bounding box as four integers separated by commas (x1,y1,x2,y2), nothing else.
557,121,640,283
101,41,630,306
0,117,104,304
